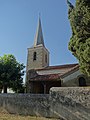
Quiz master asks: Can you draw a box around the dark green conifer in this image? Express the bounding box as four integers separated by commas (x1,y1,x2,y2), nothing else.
68,0,90,76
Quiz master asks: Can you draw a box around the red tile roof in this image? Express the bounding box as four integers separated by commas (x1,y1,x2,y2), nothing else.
35,63,78,71
28,63,79,81
29,74,61,81
60,64,79,78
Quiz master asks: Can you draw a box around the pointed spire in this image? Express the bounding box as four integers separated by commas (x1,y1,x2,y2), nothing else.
34,16,45,47
67,0,74,9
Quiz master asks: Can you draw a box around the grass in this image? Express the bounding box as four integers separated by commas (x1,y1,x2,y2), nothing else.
0,108,58,120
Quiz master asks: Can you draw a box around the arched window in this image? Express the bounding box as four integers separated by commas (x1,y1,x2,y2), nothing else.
33,52,37,61
78,77,86,86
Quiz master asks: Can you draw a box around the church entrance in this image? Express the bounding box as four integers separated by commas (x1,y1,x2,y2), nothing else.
78,77,86,86
30,80,61,94
32,82,44,94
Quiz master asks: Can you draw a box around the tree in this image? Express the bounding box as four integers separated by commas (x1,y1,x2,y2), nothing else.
0,54,25,93
67,0,90,76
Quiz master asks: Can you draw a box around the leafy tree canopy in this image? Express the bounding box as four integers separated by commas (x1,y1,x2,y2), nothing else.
0,54,25,93
68,0,90,76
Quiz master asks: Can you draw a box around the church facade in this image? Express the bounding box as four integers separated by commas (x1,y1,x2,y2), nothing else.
26,17,90,94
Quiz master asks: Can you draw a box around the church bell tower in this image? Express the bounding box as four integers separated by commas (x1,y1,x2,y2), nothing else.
26,17,49,71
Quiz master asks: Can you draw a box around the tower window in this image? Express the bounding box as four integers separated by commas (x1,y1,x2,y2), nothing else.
33,52,37,61
45,54,47,63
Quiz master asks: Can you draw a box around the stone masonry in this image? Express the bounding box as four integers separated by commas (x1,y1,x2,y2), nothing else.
0,87,90,120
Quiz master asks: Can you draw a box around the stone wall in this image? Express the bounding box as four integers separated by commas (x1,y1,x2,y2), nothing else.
0,94,50,117
61,70,90,87
50,87,90,120
0,87,90,120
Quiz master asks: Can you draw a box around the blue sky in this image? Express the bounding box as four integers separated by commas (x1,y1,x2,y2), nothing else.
0,0,77,68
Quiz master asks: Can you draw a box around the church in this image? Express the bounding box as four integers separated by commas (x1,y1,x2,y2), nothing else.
25,17,90,94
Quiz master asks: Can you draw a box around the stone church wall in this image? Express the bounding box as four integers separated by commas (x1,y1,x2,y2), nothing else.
61,70,90,87
0,87,90,120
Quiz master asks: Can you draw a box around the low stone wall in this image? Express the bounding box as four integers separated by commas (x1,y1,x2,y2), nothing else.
0,94,50,117
0,87,90,120
50,87,90,120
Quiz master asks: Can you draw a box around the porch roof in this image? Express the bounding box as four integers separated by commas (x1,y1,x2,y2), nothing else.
28,63,79,81
29,74,61,81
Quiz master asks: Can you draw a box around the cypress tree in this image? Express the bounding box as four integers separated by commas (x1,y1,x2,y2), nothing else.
68,0,90,76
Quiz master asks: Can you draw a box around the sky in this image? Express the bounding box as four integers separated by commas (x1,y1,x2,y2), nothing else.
0,0,77,70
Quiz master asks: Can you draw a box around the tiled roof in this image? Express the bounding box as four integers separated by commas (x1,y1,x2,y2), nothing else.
36,63,78,71
28,63,79,81
60,64,79,78
29,74,61,81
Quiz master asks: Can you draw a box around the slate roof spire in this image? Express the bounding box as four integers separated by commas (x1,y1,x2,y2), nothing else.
34,16,45,47
67,0,74,9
